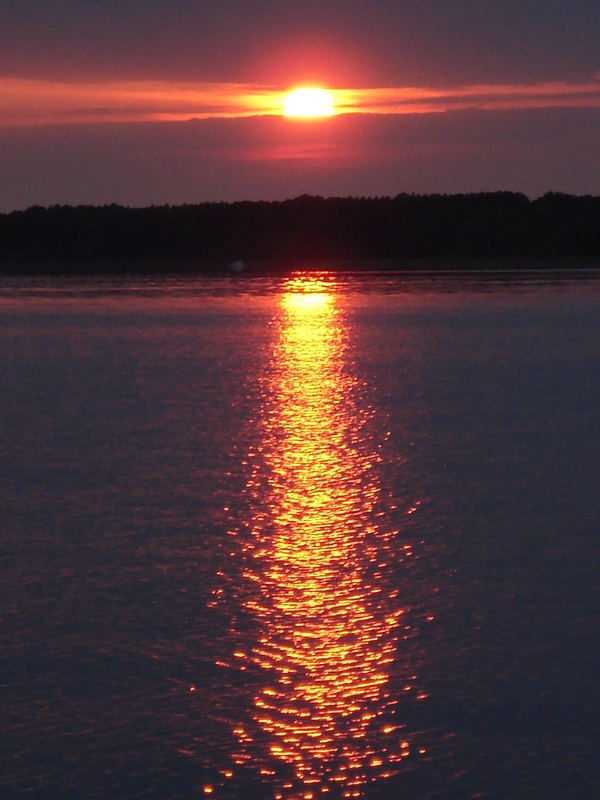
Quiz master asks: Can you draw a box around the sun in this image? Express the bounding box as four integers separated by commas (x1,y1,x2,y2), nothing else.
283,87,335,118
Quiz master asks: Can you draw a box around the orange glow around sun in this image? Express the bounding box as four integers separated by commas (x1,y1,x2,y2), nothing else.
283,87,335,118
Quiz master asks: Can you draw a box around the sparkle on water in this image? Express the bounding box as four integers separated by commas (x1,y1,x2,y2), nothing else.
225,274,420,797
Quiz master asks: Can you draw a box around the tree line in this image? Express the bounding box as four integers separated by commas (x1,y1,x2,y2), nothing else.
1,192,599,272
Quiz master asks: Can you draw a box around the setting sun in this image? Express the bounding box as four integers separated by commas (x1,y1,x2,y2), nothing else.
283,87,335,118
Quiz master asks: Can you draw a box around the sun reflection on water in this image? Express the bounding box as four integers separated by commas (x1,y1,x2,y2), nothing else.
232,272,410,797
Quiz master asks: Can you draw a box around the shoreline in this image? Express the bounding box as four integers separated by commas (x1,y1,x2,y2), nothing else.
2,256,600,277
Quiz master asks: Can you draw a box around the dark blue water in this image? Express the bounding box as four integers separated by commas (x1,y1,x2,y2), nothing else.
1,272,599,799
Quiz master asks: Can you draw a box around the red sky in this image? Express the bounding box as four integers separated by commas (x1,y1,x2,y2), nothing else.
1,1,599,210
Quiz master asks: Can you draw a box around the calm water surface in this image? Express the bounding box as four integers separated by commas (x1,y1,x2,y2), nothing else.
1,272,599,799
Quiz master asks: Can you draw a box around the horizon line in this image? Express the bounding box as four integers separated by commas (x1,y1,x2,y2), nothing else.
4,189,599,216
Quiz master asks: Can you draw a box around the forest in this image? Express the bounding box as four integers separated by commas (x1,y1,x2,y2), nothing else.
1,192,599,273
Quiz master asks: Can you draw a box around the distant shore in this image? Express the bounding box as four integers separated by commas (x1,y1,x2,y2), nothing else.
1,193,599,274
2,257,600,277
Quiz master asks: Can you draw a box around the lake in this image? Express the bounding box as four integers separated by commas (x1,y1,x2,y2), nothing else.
1,271,599,799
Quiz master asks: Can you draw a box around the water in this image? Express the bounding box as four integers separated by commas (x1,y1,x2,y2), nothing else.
1,271,599,799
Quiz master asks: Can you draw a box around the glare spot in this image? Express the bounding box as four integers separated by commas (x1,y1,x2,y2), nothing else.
283,87,335,118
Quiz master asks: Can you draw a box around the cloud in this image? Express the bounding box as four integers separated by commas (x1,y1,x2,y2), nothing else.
335,79,600,115
0,79,285,126
2,76,600,127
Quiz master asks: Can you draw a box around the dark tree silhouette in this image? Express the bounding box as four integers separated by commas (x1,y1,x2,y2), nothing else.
0,193,599,273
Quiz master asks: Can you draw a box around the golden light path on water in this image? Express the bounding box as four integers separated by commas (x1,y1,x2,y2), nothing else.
231,273,414,798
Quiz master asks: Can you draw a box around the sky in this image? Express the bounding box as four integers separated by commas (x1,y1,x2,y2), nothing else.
1,0,599,211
